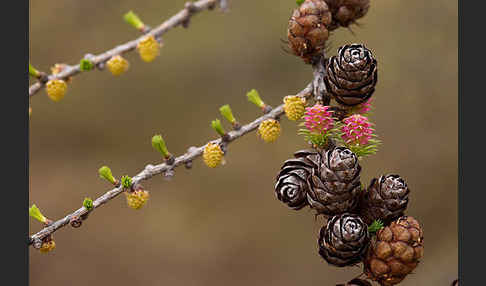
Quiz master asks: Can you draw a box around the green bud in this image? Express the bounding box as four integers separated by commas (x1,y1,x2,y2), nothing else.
29,63,40,77
368,219,384,234
121,175,133,189
79,59,94,71
211,119,226,136
246,89,265,108
29,204,47,224
219,104,236,124
124,11,145,30
296,0,305,6
83,198,94,211
98,166,116,185
152,135,170,158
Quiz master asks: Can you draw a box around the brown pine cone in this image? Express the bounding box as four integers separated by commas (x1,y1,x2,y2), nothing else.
307,147,361,216
359,175,410,225
318,213,370,267
275,149,321,210
325,0,370,30
364,216,424,286
287,0,332,64
324,44,378,106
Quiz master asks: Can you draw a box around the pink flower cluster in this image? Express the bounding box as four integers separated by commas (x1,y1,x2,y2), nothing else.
303,104,334,133
355,98,373,115
341,114,374,145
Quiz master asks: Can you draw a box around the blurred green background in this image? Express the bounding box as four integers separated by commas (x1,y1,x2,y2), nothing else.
29,0,457,285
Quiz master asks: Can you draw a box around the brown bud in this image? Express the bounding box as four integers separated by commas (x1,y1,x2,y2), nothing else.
70,216,83,228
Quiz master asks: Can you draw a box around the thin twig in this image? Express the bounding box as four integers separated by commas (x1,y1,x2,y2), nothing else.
29,0,221,97
28,82,314,246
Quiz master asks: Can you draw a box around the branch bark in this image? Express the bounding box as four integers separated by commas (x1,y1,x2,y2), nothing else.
29,0,222,97
29,82,314,246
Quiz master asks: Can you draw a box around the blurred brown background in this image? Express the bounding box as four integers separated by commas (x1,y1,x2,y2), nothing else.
29,0,457,285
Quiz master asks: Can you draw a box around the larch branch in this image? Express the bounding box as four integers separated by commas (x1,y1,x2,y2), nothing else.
29,0,222,97
29,82,314,246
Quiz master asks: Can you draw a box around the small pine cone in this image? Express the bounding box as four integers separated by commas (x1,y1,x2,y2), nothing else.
106,55,130,76
325,0,370,30
307,146,361,216
364,216,424,286
287,0,332,63
125,189,150,210
318,213,370,267
137,35,161,62
359,175,410,225
275,149,321,210
45,79,68,102
325,44,377,106
283,96,306,121
203,143,224,168
258,119,281,143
